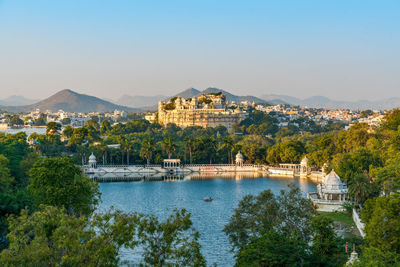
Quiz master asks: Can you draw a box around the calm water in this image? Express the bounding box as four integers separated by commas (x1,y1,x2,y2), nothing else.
0,127,46,135
98,175,316,266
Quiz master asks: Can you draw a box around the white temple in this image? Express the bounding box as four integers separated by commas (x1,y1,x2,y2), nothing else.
235,151,244,166
346,245,359,265
308,169,348,212
88,153,97,168
300,156,309,178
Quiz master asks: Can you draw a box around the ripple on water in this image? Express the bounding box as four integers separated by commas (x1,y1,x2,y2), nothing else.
98,176,316,266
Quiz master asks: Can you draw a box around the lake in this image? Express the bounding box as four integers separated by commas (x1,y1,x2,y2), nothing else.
0,127,46,135
98,175,317,266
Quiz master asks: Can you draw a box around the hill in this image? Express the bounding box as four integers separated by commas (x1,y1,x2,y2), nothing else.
0,95,40,106
260,94,400,110
115,94,167,108
1,89,138,113
121,87,268,111
172,88,201,99
200,87,267,104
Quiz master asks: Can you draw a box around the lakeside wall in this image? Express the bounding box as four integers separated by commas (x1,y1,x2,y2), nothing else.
83,163,325,183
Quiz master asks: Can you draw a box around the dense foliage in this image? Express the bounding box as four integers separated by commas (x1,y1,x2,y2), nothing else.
1,107,400,264
225,185,350,266
0,132,205,265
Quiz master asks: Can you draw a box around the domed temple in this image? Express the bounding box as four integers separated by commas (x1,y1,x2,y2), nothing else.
88,153,97,168
235,151,244,166
308,169,348,211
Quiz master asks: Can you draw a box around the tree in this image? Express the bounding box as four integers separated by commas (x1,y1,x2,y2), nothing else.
347,173,376,204
222,136,234,164
0,155,13,193
0,206,206,266
161,137,176,159
235,230,309,267
353,246,400,267
310,215,343,266
61,117,71,125
371,158,400,195
33,117,46,126
361,193,400,254
100,119,112,134
223,184,315,252
137,209,206,266
84,118,99,130
382,108,400,131
0,206,139,266
184,136,194,164
27,157,100,216
62,125,74,140
68,127,88,146
140,138,156,165
7,115,23,126
46,122,61,135
360,110,373,118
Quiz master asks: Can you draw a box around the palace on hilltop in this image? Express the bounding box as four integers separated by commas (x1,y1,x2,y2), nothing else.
152,93,248,132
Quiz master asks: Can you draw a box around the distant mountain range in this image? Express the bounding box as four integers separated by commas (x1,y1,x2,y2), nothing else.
116,87,268,110
0,95,39,106
0,89,138,113
1,88,399,113
260,94,400,110
115,94,167,108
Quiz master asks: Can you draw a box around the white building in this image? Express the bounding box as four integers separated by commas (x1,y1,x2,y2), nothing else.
308,169,348,212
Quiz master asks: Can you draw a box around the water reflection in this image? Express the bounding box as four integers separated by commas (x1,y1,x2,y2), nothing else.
97,174,317,266
90,171,273,182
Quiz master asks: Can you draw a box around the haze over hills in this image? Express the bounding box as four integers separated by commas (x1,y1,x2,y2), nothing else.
1,88,399,113
261,94,400,110
115,94,167,108
0,89,138,113
201,87,266,104
117,87,267,109
0,95,39,106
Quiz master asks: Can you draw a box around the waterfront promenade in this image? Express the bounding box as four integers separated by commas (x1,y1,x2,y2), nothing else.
83,153,326,182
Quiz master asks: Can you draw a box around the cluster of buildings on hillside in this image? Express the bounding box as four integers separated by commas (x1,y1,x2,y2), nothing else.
0,109,128,128
147,93,385,132
255,103,385,128
149,93,248,132
0,93,387,131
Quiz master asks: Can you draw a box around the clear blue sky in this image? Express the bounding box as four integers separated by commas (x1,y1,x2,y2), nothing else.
0,0,399,100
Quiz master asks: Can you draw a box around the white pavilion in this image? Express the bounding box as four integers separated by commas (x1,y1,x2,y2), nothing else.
308,169,348,211
235,151,244,166
88,153,97,168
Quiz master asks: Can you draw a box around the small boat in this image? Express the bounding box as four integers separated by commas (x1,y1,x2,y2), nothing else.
203,197,213,202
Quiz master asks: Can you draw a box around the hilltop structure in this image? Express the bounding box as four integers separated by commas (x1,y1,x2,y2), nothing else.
155,93,248,131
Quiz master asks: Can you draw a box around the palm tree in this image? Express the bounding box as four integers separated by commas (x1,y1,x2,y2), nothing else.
119,138,133,165
140,138,156,165
162,137,176,159
46,122,61,135
222,136,234,164
184,137,193,164
348,173,373,204
97,144,108,165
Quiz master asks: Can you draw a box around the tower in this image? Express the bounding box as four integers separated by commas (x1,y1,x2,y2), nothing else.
300,156,309,178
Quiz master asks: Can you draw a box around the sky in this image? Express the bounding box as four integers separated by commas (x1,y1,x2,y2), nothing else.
0,0,399,101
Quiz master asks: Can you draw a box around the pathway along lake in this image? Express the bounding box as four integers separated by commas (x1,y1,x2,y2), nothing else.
97,175,317,266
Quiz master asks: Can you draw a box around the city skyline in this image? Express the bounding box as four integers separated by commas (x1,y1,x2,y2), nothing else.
1,0,399,101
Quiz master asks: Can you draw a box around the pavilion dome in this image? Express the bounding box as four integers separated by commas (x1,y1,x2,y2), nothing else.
235,151,244,164
88,153,97,164
301,156,309,164
322,169,347,193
